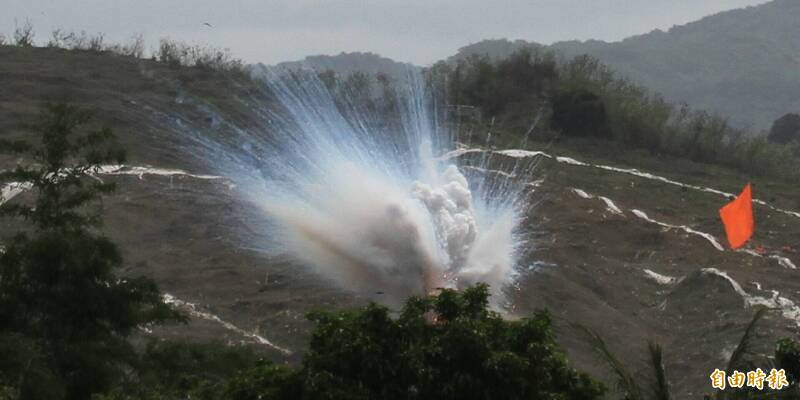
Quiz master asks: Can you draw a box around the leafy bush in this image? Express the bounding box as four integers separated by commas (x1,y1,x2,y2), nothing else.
46,30,111,54
776,338,800,384
225,362,301,400
432,49,557,117
27,27,230,68
0,333,64,399
157,38,243,72
97,341,264,400
227,284,605,400
551,88,610,138
105,34,145,58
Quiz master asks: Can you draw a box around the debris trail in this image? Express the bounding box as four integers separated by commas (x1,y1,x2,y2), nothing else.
569,188,623,216
460,161,797,270
566,187,796,269
1,165,226,207
94,165,223,180
630,209,726,251
701,268,800,327
643,269,677,285
162,294,292,354
0,182,32,206
445,147,800,220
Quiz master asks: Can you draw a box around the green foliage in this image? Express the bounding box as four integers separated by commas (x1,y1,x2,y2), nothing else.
0,103,182,400
309,70,403,133
0,333,64,399
46,30,134,55
551,88,610,138
100,341,266,400
776,338,800,384
435,48,557,117
230,284,604,400
157,38,243,72
432,49,800,180
226,361,301,400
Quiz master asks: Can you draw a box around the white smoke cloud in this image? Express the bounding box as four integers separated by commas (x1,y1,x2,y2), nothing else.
186,68,527,307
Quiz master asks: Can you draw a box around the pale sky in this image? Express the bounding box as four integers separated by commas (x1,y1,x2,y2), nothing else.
2,0,772,65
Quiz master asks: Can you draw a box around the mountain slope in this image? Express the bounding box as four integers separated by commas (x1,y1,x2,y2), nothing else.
453,0,800,130
269,1,800,130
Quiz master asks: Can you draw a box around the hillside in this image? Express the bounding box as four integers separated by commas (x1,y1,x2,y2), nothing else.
2,45,800,398
454,0,800,130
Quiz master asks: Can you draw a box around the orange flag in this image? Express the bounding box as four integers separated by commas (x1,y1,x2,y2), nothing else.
719,183,754,249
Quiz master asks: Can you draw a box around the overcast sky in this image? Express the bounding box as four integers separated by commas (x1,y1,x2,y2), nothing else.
3,0,772,65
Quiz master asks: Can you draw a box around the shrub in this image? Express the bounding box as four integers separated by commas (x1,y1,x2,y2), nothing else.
98,341,264,400
551,88,610,138
106,33,145,58
13,18,35,47
0,333,64,399
46,30,107,53
157,38,185,67
433,49,557,118
47,29,70,48
157,38,243,72
776,338,800,384
228,284,605,400
47,29,143,58
87,32,104,52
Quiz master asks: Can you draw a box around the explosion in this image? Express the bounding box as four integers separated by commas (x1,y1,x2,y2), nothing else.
190,67,531,306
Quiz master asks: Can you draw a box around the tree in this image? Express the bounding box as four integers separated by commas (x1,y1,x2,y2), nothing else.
227,284,605,400
551,88,610,138
768,113,800,145
0,103,182,400
96,340,266,400
776,339,800,388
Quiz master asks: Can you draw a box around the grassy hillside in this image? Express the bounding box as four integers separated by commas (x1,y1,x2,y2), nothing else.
2,44,800,398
